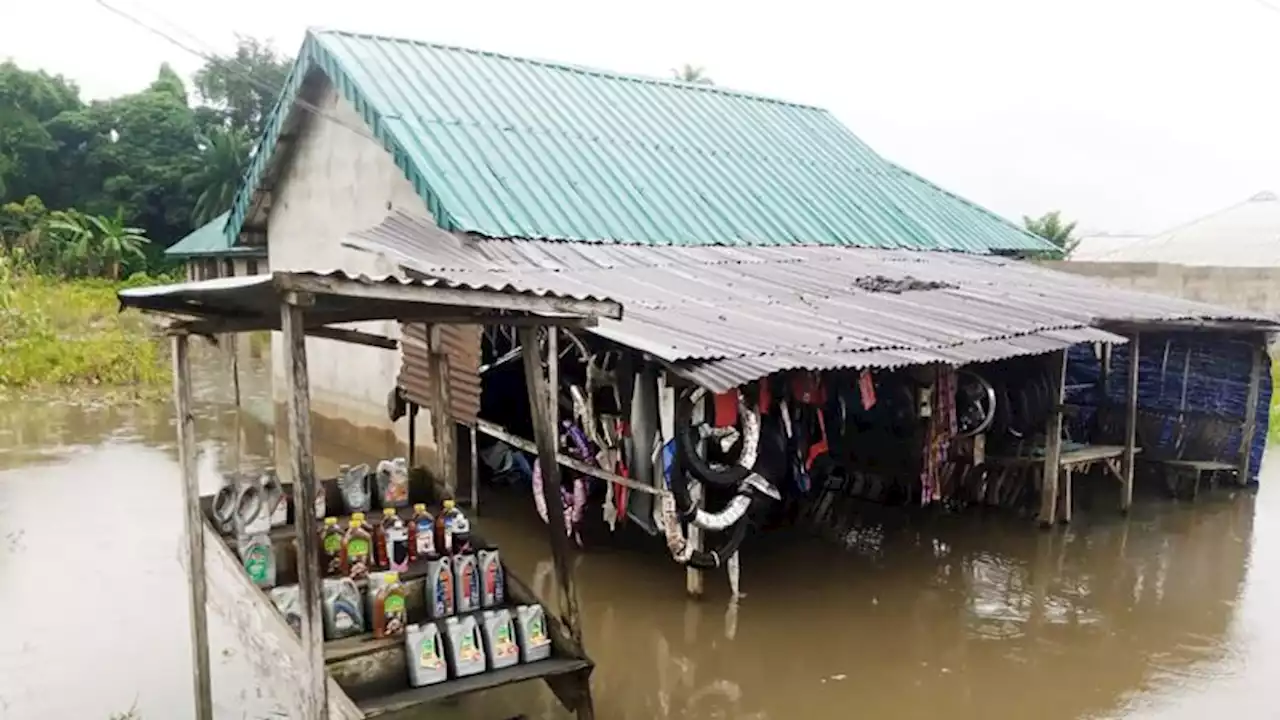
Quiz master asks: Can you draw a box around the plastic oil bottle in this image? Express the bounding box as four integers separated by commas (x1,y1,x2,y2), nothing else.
385,514,410,573
425,553,454,620
405,622,448,686
341,512,373,581
477,546,504,608
410,503,434,561
481,608,520,670
515,604,552,663
320,517,344,577
453,544,480,614
444,614,487,678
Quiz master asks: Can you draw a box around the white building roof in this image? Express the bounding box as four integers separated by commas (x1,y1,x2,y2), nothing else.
1069,233,1148,262
1090,191,1280,267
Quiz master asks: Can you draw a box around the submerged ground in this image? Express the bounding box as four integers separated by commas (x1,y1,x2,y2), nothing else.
0,348,1275,720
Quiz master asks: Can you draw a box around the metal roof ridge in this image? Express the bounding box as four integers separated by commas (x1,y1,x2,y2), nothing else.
306,27,828,112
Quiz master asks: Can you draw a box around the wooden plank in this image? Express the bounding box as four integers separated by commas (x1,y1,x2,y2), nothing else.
1121,333,1141,513
282,296,328,720
202,518,363,720
519,327,588,653
469,423,480,514
427,325,457,495
476,419,660,496
172,334,213,720
686,390,705,598
1060,445,1126,465
1039,350,1068,528
1061,466,1073,524
1160,459,1239,472
356,658,592,718
310,326,398,350
1239,343,1264,486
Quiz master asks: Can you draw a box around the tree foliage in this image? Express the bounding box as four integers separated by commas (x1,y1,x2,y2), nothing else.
672,64,714,85
0,37,292,278
1023,210,1079,257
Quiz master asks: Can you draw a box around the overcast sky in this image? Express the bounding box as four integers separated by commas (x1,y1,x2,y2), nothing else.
4,0,1278,235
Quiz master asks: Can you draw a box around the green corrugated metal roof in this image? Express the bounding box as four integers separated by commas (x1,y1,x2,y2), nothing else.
167,212,264,258
227,29,1054,254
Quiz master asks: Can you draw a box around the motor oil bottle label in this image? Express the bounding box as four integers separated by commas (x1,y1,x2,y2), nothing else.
494,621,518,660
434,566,454,617
244,544,270,585
420,633,444,669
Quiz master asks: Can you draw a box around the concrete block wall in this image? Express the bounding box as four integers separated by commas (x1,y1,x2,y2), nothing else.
1046,261,1280,315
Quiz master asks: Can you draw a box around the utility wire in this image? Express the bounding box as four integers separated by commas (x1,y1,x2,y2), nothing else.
93,0,386,146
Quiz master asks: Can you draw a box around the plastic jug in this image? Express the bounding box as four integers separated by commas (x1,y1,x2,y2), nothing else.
320,517,343,577
322,577,364,640
405,623,448,687
410,503,434,560
237,532,275,588
434,500,462,554
371,572,408,639
515,604,552,663
477,546,504,608
443,614,487,678
261,470,289,528
385,515,410,573
269,584,301,636
425,553,454,620
481,608,520,670
453,550,480,614
338,463,371,513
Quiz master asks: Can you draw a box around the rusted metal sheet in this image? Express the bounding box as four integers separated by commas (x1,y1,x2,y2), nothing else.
398,323,481,426
350,212,1279,392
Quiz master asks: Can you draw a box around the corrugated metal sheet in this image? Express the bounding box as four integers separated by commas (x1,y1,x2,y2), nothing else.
1091,191,1280,267
226,29,1054,255
350,213,1276,392
398,323,482,426
166,212,264,259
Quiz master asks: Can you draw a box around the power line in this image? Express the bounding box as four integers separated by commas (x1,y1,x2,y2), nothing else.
93,0,385,146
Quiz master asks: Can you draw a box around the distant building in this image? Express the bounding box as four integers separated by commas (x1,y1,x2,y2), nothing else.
1069,233,1148,262
165,212,267,281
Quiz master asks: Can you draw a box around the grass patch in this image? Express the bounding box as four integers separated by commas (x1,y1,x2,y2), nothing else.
0,269,169,393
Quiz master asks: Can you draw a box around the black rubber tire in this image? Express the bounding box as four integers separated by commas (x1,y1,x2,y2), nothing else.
676,388,752,488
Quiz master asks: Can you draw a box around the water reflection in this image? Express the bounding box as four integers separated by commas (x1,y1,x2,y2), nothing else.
0,345,1269,720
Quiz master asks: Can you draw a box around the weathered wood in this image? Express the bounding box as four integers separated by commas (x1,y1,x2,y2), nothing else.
281,297,327,720
310,325,398,349
202,518,363,720
686,391,705,598
1039,350,1068,528
1239,342,1265,486
406,402,417,468
1121,333,1141,513
173,307,598,337
356,658,592,718
469,422,480,514
427,324,456,495
988,445,1127,468
172,334,213,720
1099,343,1111,406
275,270,624,320
476,419,661,496
1060,466,1073,524
520,327,585,652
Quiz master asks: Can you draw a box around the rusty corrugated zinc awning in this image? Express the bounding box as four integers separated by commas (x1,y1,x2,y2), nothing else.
348,213,1278,393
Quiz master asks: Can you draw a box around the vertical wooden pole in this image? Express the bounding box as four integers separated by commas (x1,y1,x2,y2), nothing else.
546,329,559,438
1100,344,1112,404
1239,342,1265,486
407,401,417,468
686,392,705,598
1121,333,1141,514
428,325,456,495
231,332,242,408
1039,349,1068,528
520,326,582,645
469,423,480,515
281,296,326,720
172,333,213,720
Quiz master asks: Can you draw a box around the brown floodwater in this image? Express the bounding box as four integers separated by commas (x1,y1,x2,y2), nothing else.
0,349,1276,719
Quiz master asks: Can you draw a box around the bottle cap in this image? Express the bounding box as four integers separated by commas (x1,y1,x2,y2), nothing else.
413,503,426,512
383,507,396,516
351,512,365,523
443,499,456,509
386,572,400,583
323,517,337,526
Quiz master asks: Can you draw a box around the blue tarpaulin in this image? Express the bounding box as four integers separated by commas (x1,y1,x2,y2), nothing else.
1064,333,1271,483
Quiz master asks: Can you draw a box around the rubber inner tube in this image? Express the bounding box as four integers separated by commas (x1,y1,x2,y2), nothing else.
676,388,757,488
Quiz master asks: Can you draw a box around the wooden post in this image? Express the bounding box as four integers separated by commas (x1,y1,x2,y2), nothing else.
1239,342,1265,486
1061,466,1073,524
1121,333,1141,513
427,324,456,495
172,333,213,720
1039,349,1068,528
469,423,480,515
281,296,327,720
407,401,417,468
1099,343,1112,404
686,391,705,598
519,327,583,643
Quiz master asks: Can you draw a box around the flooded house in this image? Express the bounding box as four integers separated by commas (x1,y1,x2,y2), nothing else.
166,211,267,281
212,28,1277,586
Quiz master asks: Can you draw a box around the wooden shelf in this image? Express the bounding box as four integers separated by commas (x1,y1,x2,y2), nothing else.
355,657,591,717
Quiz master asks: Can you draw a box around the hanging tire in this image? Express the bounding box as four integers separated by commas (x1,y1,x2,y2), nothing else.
676,387,759,488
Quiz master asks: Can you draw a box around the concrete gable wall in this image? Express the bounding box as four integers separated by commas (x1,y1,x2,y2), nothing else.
265,82,433,437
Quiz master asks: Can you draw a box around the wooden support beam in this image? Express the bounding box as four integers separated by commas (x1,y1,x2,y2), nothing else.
170,308,598,338
309,326,398,349
281,296,327,720
519,326,586,652
469,423,480,515
172,334,213,720
1039,349,1068,528
1239,342,1265,486
686,392,706,598
407,402,417,468
1121,333,1141,513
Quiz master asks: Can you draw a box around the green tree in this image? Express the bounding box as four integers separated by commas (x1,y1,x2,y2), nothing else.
672,64,714,85
186,126,251,225
0,62,83,203
1023,211,1079,257
193,35,293,136
86,208,149,280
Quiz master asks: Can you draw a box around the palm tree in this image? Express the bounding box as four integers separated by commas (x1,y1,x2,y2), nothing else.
187,127,251,225
1023,211,1079,257
87,208,149,280
672,64,714,85
44,209,96,276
